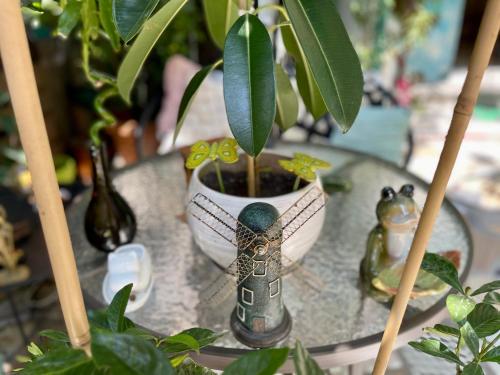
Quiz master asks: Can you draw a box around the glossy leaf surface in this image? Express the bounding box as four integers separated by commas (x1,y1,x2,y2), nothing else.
113,0,160,42
471,280,500,296
408,339,462,365
20,348,94,374
293,340,324,375
283,0,363,132
462,363,484,375
467,303,500,338
482,346,500,363
106,283,132,332
446,294,476,322
99,0,121,50
117,0,188,102
223,14,275,156
460,322,479,357
202,0,238,49
275,64,299,131
57,0,82,37
421,252,464,293
223,347,289,375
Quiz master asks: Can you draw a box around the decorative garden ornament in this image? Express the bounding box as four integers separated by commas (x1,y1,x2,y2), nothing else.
187,186,326,348
360,185,460,301
85,143,136,252
0,205,30,285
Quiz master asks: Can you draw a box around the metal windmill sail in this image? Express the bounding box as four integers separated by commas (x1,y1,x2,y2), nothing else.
188,186,327,307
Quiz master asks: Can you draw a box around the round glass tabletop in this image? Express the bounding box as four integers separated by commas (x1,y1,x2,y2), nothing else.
67,142,472,369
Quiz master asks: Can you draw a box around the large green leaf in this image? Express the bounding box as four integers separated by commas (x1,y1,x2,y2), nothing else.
283,0,363,132
202,0,238,49
446,294,476,323
275,64,299,131
20,348,95,374
223,14,276,157
106,283,132,332
482,346,500,363
117,0,188,102
467,303,500,338
421,252,464,294
483,291,500,305
471,280,500,296
281,24,326,120
112,0,159,42
293,341,324,375
460,322,479,358
174,60,222,144
160,328,224,356
91,331,175,375
99,0,121,50
161,333,200,353
57,0,82,38
223,348,289,375
462,363,484,375
408,339,463,365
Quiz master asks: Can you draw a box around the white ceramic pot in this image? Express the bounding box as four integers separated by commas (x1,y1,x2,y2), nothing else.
187,152,326,268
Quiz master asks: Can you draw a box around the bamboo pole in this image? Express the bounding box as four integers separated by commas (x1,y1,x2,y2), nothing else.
372,1,500,374
0,0,90,351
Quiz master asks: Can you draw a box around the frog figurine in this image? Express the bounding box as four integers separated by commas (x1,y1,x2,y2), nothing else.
360,184,420,302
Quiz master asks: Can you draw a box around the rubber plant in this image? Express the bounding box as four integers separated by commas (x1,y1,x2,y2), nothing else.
18,284,327,374
410,253,500,375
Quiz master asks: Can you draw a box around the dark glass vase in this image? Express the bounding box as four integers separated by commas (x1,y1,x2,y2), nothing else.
84,143,136,252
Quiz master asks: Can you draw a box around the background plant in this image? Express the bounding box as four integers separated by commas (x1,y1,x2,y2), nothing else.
410,253,500,375
19,284,327,374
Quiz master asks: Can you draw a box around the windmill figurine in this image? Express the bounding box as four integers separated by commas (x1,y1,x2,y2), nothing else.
188,186,326,348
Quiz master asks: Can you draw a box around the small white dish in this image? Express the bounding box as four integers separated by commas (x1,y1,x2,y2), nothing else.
102,243,153,313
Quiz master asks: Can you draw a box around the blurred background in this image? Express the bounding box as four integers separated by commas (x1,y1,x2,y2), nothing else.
0,0,498,373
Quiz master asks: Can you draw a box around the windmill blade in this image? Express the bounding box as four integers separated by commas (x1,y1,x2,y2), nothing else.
201,252,262,307
188,193,258,250
278,186,328,244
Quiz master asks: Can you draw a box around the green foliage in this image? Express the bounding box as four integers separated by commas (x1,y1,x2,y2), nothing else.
223,14,275,157
202,0,238,49
222,347,289,375
105,283,133,332
57,0,83,37
116,0,188,102
275,64,299,131
293,340,324,375
283,0,363,132
112,0,160,42
409,253,500,374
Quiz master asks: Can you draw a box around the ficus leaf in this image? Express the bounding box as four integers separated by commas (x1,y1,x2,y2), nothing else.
408,339,463,365
446,294,476,323
202,0,238,49
283,0,363,132
99,0,121,50
223,14,276,157
117,0,188,102
112,0,160,42
281,23,326,120
174,60,222,144
275,64,299,131
57,0,82,38
159,328,224,357
223,347,289,375
421,252,464,294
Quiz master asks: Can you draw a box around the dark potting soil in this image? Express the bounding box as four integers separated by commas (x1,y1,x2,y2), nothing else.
202,171,308,197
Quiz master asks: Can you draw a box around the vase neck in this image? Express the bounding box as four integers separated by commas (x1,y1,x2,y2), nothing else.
90,144,112,189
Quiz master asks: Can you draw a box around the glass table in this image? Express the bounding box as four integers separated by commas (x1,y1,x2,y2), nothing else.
67,142,472,371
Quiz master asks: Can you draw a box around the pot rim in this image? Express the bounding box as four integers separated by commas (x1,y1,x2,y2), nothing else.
191,150,321,201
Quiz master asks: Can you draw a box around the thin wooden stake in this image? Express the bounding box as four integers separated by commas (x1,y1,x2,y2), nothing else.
247,154,256,197
372,2,500,374
0,0,90,352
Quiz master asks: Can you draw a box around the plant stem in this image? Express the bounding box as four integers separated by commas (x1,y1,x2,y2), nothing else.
292,176,301,191
254,155,261,197
455,334,462,375
214,160,225,194
247,155,256,197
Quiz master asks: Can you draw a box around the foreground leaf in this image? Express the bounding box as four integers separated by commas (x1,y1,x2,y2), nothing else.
460,322,479,357
99,0,121,50
293,341,324,375
174,60,222,144
92,331,174,375
467,303,500,338
20,348,94,374
483,291,500,305
202,0,238,49
408,339,462,365
421,252,464,294
160,328,224,356
57,0,82,37
39,330,70,343
117,0,188,102
283,0,363,131
112,0,160,42
482,346,500,363
281,24,326,120
275,64,299,131
161,333,200,353
106,283,132,332
223,348,289,375
446,294,476,322
223,14,276,157
462,362,484,375
471,280,500,296
425,324,459,338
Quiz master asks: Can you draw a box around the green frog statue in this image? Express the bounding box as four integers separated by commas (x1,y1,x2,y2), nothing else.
360,184,459,302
